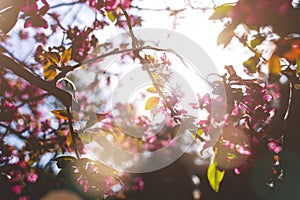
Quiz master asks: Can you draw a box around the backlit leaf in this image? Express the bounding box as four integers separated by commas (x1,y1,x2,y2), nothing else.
146,86,157,93
193,128,205,142
250,36,264,48
227,153,237,160
197,129,204,137
51,109,75,122
209,4,234,20
145,96,160,110
44,52,60,64
66,131,72,147
60,48,72,64
297,57,300,74
43,62,57,80
243,54,260,74
217,24,235,48
268,54,281,75
207,159,225,192
107,11,115,22
146,54,155,63
80,132,93,144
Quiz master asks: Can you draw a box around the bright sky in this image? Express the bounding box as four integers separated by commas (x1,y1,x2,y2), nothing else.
135,0,250,72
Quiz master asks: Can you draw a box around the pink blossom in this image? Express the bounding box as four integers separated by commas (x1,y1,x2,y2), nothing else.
268,141,277,151
120,0,132,9
231,104,239,116
84,182,89,193
268,141,283,154
161,52,172,66
11,185,23,195
237,146,251,155
27,172,38,183
263,94,272,102
105,176,114,187
18,162,26,169
234,168,241,175
105,0,120,11
274,146,283,154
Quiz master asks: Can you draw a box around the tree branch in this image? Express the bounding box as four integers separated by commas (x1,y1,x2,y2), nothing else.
0,53,73,107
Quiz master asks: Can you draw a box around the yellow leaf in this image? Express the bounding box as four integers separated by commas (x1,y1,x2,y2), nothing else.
145,96,160,110
268,54,281,75
197,129,204,136
107,11,115,22
207,159,225,192
192,129,205,141
146,54,155,63
51,109,76,122
146,86,157,93
43,62,57,80
44,52,60,64
66,131,72,147
60,48,72,64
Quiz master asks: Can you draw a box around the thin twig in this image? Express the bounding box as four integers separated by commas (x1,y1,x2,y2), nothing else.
66,107,80,159
53,45,173,83
50,1,82,9
120,6,179,119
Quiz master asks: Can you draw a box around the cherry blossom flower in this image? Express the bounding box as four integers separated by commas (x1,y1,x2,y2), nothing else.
11,185,23,195
27,172,38,183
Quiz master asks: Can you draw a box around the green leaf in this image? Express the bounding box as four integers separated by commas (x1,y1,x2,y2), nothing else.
193,128,205,141
227,153,237,160
297,57,300,74
209,4,235,20
80,131,93,144
243,54,260,74
107,11,115,22
145,96,160,110
197,129,204,137
217,24,235,48
250,36,264,48
207,159,225,192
